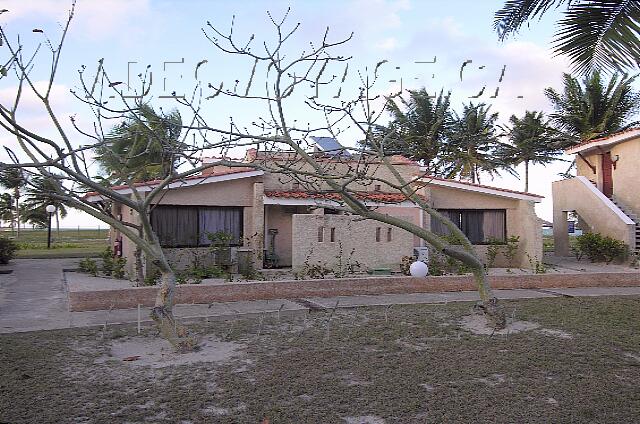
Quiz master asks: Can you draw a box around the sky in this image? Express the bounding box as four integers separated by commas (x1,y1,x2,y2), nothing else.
0,0,623,226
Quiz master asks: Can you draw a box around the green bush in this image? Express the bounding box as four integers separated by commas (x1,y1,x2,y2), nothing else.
0,237,18,264
112,257,126,279
188,264,224,280
100,248,114,276
505,235,520,268
143,271,160,286
575,233,628,264
78,257,98,276
486,237,504,268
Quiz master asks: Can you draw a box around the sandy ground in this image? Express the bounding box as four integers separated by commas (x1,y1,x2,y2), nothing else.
2,296,640,423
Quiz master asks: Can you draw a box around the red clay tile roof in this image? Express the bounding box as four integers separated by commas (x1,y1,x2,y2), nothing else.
419,176,544,198
264,190,422,204
202,152,421,166
565,127,640,153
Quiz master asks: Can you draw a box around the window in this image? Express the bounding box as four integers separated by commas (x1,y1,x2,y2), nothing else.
432,209,506,244
387,227,392,242
375,227,381,242
374,184,381,191
330,227,336,242
318,226,324,242
151,205,243,247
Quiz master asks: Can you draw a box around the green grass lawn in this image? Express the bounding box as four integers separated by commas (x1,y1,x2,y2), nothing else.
2,228,109,258
1,296,639,423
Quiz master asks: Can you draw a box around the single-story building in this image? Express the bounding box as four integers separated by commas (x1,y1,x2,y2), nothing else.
87,146,543,277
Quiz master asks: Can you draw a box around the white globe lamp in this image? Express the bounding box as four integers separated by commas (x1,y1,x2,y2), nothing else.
409,260,428,277
45,204,57,249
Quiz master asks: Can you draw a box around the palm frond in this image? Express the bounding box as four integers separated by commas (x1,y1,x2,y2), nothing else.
553,0,640,74
494,0,568,40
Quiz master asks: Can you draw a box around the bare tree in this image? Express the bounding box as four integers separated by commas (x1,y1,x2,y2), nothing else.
0,2,506,353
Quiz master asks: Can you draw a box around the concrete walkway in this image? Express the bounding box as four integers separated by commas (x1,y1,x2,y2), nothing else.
0,258,78,333
1,258,640,334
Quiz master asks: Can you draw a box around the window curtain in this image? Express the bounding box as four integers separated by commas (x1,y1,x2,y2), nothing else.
483,210,506,242
461,210,484,244
432,210,460,236
433,209,506,244
151,206,198,247
199,208,242,245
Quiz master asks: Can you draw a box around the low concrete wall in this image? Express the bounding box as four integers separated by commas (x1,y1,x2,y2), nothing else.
68,272,640,311
553,177,636,255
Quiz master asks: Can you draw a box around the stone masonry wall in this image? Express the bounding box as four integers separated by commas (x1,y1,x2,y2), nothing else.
291,213,414,271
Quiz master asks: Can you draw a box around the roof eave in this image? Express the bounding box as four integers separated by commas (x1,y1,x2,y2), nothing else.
84,170,264,203
423,178,543,202
565,128,640,155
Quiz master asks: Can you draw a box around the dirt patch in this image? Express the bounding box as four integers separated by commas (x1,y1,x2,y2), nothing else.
537,328,573,339
459,314,540,335
474,373,507,387
102,335,245,368
343,416,386,424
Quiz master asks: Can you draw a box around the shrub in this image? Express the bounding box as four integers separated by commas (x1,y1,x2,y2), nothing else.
486,237,504,268
112,257,126,279
0,237,18,264
575,233,628,264
143,271,160,286
100,248,114,276
505,236,520,268
400,255,416,276
189,264,224,280
78,257,98,276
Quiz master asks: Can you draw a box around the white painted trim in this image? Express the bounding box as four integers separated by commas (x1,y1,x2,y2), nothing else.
422,178,542,202
565,128,640,154
85,170,264,202
263,195,418,208
573,176,636,225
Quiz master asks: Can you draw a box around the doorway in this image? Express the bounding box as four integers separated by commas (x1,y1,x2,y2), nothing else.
601,152,614,198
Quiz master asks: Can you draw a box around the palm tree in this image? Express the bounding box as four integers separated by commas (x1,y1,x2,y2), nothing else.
19,205,48,229
22,176,68,236
95,104,183,184
378,88,451,174
499,111,564,192
444,103,515,183
0,192,15,232
0,168,25,237
95,104,183,283
495,0,640,74
544,71,640,145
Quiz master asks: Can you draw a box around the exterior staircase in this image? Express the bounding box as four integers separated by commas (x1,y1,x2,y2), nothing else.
611,196,640,253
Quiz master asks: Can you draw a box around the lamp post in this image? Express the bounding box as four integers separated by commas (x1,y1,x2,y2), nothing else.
45,204,56,249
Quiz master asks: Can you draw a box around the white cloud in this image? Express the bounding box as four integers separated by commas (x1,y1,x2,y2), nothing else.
479,41,570,121
346,0,411,31
0,0,152,41
376,37,398,51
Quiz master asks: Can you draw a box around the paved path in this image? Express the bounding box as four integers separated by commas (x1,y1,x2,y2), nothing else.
1,259,640,334
0,258,78,333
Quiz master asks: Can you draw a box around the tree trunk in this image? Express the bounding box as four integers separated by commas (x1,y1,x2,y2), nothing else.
524,160,529,192
471,267,506,328
55,211,60,239
14,188,19,238
134,247,144,284
148,256,197,352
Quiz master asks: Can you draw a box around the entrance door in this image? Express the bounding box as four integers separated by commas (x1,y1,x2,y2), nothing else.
601,152,614,197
